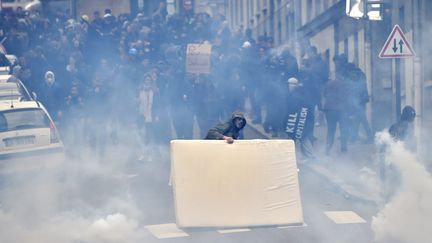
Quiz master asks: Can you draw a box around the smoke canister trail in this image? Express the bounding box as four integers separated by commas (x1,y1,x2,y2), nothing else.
372,132,432,243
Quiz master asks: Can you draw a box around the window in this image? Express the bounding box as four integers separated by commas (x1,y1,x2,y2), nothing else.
399,6,405,30
344,38,348,57
240,0,244,25
354,32,359,66
307,0,313,21
315,0,321,16
0,108,49,132
167,0,175,15
323,0,329,10
251,0,255,18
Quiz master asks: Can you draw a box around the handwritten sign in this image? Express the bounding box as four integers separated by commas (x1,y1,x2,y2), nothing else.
286,107,310,140
186,43,212,74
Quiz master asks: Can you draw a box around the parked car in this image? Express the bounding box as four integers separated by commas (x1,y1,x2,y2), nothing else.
0,74,13,82
0,75,33,101
5,54,18,66
0,100,63,160
0,66,10,75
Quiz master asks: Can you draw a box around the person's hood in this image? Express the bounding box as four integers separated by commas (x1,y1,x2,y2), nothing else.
231,111,247,129
400,106,416,122
44,71,55,85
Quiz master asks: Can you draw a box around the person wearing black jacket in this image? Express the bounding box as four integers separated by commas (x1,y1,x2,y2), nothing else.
205,111,247,144
389,105,416,150
285,77,315,159
380,105,416,202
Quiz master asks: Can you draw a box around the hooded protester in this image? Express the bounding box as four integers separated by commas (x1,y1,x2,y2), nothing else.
205,111,247,144
38,71,63,121
389,105,416,149
379,105,417,203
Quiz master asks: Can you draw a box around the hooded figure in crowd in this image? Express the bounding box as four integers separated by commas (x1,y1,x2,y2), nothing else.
205,111,247,144
389,105,416,150
379,105,417,203
39,71,63,121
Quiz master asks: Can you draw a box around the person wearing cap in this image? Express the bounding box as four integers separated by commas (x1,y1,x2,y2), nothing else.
205,111,247,144
81,15,90,23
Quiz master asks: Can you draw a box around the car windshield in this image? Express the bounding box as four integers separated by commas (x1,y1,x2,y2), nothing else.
0,108,50,132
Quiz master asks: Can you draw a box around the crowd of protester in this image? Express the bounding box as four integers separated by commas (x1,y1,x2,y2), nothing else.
0,3,373,159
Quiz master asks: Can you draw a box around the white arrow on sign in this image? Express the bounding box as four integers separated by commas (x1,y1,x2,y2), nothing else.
379,25,415,58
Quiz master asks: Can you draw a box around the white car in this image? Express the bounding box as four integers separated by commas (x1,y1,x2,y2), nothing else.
0,75,33,101
0,75,11,82
5,55,18,65
0,66,10,75
0,101,63,161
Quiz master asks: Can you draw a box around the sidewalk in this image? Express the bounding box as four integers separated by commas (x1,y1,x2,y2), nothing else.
247,118,381,205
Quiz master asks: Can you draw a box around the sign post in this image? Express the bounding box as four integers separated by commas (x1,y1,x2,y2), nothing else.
379,25,415,120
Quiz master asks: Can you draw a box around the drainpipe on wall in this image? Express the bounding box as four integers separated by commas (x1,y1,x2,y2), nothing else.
412,0,423,158
293,0,301,65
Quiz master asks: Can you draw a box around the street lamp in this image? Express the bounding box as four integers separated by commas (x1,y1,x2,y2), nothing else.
346,0,364,19
346,0,388,21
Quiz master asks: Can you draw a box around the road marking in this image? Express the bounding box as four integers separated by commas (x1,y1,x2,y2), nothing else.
113,174,139,179
218,228,251,234
324,211,367,224
277,222,308,229
144,222,307,238
145,223,189,239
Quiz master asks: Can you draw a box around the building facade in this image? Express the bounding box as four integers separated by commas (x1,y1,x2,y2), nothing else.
225,0,431,158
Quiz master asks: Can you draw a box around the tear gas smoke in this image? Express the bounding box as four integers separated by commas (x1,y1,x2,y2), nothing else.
0,132,157,243
372,131,432,243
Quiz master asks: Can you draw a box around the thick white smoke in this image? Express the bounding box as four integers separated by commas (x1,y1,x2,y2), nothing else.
0,137,152,243
372,132,432,243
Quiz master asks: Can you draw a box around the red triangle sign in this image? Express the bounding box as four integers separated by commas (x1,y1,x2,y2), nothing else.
379,25,415,58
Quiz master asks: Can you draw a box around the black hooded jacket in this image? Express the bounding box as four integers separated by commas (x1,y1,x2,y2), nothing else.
205,112,247,140
389,106,416,142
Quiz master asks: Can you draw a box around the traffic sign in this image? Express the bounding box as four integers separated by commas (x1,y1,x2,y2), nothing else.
379,25,415,58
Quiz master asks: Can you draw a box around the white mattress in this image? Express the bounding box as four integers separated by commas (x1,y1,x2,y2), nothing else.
171,139,304,228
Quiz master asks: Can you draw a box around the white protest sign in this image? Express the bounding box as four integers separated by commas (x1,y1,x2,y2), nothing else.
186,43,212,74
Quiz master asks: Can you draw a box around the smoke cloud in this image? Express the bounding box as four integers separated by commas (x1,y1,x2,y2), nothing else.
372,131,432,243
0,133,156,243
